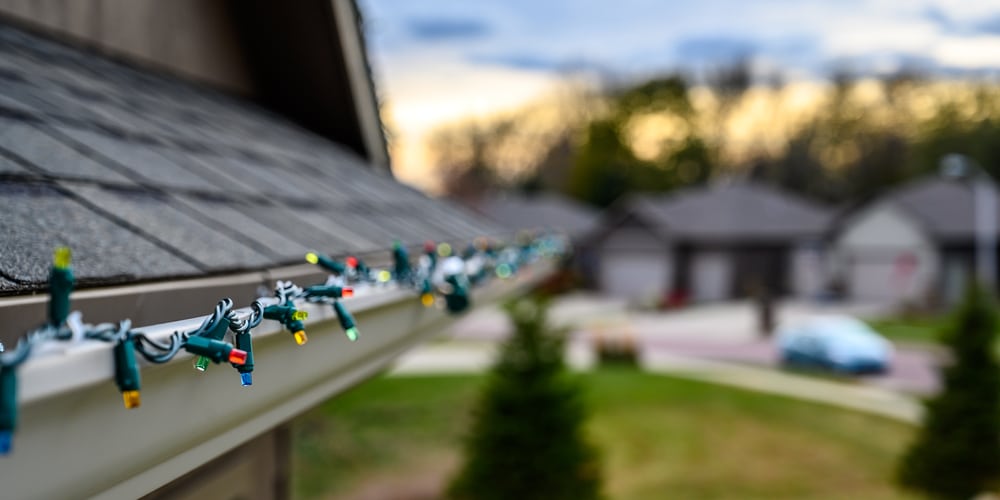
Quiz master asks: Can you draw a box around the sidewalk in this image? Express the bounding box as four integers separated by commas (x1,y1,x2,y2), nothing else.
640,350,922,424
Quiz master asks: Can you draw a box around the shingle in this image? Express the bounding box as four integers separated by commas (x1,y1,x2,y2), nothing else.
0,21,505,295
641,182,831,241
0,182,199,283
219,155,322,200
0,277,18,291
273,162,362,205
173,195,310,261
165,153,282,198
0,152,28,174
65,184,273,270
0,89,36,114
476,193,599,237
0,77,63,115
886,177,997,241
425,198,503,239
52,126,224,192
296,209,386,254
0,118,137,184
247,204,372,254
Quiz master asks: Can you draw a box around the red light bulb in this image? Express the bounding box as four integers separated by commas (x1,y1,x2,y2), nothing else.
228,349,248,365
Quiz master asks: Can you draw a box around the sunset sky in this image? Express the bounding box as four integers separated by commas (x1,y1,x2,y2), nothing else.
357,0,1000,191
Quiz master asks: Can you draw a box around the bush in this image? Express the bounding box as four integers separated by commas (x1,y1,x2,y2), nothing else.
448,296,602,500
897,283,1000,498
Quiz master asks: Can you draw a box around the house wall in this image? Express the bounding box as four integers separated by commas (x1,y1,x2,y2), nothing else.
790,243,825,299
598,226,671,301
834,203,940,304
0,0,254,93
690,249,731,301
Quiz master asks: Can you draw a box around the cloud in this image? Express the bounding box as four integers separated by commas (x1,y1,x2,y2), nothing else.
974,14,1000,35
922,5,954,30
465,52,605,74
405,17,492,41
921,4,1000,36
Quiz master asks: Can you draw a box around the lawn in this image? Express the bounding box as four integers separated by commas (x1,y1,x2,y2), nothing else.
292,370,916,499
865,315,948,344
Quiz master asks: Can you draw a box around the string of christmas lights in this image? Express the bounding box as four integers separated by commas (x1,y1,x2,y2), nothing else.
0,233,568,455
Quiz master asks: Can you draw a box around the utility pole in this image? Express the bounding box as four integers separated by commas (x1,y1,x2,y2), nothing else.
941,154,997,291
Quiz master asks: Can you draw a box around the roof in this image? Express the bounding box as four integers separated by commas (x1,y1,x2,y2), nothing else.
877,176,998,242
0,22,502,295
629,182,833,243
472,192,599,238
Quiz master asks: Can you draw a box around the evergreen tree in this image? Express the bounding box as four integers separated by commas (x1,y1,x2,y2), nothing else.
448,296,602,500
898,283,1000,498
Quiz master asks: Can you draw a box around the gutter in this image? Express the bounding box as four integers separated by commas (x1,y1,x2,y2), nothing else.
0,258,552,500
0,247,404,347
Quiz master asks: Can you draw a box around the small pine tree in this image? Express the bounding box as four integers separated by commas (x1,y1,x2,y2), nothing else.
448,296,602,500
898,282,1000,498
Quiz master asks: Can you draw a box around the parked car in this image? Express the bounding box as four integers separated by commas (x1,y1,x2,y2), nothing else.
776,315,893,374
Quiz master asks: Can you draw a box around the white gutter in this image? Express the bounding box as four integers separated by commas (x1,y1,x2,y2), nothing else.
0,261,551,500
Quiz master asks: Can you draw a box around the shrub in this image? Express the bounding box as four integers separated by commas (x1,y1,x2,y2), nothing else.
448,296,602,500
897,282,1000,498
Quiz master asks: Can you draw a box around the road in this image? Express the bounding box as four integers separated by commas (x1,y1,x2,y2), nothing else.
437,294,943,396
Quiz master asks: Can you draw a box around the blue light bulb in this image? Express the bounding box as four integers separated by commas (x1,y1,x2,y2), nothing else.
0,429,11,455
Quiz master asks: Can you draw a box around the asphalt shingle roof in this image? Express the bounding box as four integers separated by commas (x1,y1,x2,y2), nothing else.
0,22,503,294
881,177,998,242
632,182,833,243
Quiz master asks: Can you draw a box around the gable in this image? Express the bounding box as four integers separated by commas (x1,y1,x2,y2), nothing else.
836,202,934,251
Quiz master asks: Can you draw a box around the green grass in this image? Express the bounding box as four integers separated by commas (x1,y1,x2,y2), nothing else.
865,315,948,344
292,370,915,499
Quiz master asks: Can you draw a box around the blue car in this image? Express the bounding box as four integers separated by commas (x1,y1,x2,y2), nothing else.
776,315,893,375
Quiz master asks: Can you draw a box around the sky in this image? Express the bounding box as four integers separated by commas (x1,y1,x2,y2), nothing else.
357,0,1000,191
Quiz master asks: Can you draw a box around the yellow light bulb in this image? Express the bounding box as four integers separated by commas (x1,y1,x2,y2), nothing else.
421,293,435,307
122,390,141,409
53,246,72,269
305,252,319,265
437,242,452,257
293,330,308,345
377,270,392,282
292,311,308,321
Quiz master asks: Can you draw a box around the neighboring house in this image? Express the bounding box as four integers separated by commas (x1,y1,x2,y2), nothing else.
591,182,832,303
0,4,515,500
469,192,599,241
830,176,998,306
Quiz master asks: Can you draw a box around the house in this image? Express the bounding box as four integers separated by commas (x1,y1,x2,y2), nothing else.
0,3,529,499
830,176,998,306
592,182,832,303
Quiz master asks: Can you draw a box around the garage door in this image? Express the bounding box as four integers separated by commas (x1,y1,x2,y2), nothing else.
691,251,731,301
600,251,672,300
848,251,935,303
848,260,897,302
